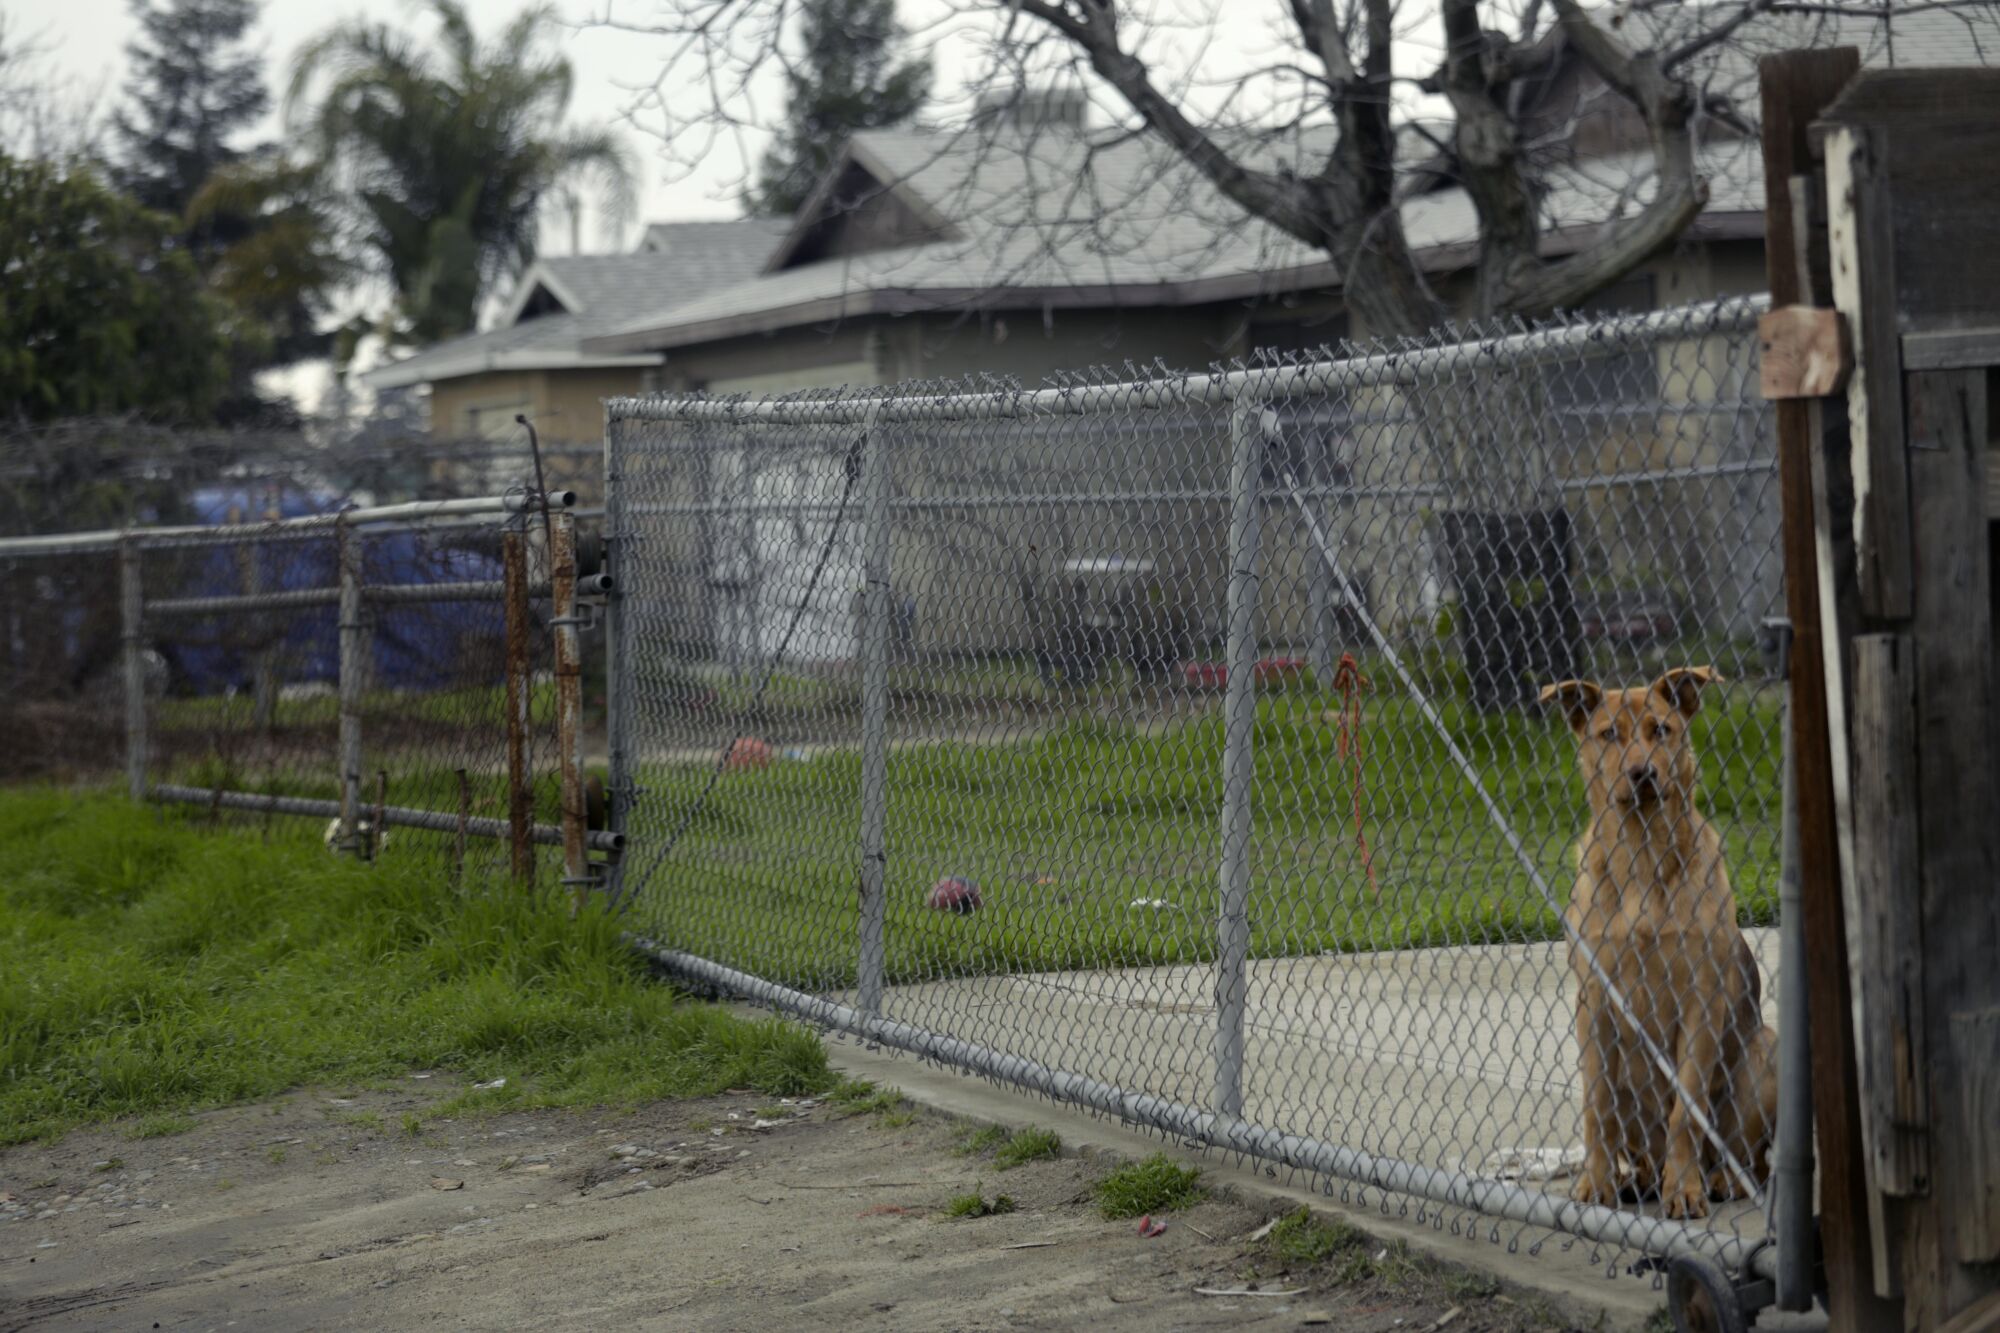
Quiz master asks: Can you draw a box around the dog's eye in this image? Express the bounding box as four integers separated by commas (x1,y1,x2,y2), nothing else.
1654,721,1675,740
1596,727,1617,742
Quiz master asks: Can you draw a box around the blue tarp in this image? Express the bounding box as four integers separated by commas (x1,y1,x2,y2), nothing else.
164,488,510,695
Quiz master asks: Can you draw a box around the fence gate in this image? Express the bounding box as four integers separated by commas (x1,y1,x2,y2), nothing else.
604,295,1806,1309
0,492,616,896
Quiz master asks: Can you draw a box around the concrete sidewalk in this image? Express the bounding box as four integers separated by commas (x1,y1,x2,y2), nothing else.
879,929,1781,1237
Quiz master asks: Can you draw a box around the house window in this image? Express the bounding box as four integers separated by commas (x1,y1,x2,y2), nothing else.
1542,274,1659,418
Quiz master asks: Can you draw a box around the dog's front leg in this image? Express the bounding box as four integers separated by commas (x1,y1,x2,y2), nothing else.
1663,998,1726,1220
1575,996,1621,1207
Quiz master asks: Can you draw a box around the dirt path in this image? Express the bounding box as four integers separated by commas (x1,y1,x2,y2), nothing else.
1,1080,1573,1333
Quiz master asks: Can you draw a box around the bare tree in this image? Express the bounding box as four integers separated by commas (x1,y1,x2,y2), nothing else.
589,0,1993,337
0,15,106,163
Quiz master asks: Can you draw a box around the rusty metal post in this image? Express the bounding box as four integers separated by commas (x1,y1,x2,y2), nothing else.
336,519,366,846
120,537,147,801
550,508,588,911
502,527,534,886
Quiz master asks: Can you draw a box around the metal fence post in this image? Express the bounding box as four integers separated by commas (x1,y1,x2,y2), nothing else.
336,518,365,844
239,535,277,734
121,537,148,801
1215,396,1266,1119
1772,622,1816,1312
601,404,631,903
551,508,588,911
857,408,892,1018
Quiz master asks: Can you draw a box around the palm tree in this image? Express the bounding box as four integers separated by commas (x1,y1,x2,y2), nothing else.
287,1,631,345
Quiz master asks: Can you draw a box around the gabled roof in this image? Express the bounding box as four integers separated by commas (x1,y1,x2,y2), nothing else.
363,218,791,390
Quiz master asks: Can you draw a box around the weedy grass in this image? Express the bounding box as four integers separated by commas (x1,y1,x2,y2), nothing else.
992,1127,1062,1170
1265,1207,1363,1267
943,1192,1017,1219
0,789,832,1146
1095,1152,1204,1219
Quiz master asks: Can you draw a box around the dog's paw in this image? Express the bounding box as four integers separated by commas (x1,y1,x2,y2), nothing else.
1662,1176,1710,1219
1706,1167,1744,1201
1573,1168,1621,1208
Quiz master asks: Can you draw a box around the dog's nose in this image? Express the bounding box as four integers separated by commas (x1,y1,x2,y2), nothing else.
1627,763,1658,786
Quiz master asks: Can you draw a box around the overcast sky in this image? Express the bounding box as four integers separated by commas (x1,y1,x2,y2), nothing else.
29,0,749,245
25,0,1389,248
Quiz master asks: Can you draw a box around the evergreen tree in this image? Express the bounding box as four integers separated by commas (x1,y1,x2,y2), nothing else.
112,0,268,233
0,152,232,423
750,0,929,217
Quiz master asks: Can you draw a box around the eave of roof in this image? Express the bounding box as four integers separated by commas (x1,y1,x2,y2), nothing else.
363,343,663,391
579,210,1765,355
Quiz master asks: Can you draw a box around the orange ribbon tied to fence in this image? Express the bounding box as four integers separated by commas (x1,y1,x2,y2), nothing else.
1329,653,1380,901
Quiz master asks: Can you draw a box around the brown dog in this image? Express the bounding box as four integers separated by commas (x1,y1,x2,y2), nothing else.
1540,666,1777,1219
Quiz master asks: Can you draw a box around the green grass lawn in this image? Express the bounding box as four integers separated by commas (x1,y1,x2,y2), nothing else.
630,683,1783,991
0,789,831,1147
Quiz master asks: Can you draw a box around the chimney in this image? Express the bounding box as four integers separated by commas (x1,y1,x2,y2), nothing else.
974,86,1089,134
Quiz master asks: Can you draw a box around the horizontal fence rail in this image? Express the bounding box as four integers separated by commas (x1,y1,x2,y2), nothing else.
605,294,1800,1295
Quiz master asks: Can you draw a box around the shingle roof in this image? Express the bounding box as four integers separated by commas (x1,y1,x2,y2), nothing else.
362,218,791,390
580,128,1766,354
581,5,1993,356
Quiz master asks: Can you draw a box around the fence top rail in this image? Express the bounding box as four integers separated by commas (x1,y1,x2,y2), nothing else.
0,490,577,558
607,294,1770,430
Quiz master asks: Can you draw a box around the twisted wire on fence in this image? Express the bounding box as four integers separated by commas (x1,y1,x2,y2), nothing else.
606,294,1790,1282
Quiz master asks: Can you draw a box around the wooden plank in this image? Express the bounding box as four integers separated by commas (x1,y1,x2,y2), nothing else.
1824,123,1912,619
1950,1007,2000,1262
1846,633,1930,1197
1935,1289,2000,1333
1820,71,2000,331
1757,46,1902,1333
1800,172,1904,1300
1817,68,2000,123
1761,305,1850,398
1903,368,2000,1320
1904,329,2000,373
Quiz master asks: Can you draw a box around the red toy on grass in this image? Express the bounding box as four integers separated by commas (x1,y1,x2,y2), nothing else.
925,876,982,914
724,737,772,770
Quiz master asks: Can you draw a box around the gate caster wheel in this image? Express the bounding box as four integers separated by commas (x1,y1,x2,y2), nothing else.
1667,1255,1750,1333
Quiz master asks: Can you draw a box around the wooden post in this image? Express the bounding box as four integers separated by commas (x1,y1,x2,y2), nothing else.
1757,47,1900,1333
502,528,534,887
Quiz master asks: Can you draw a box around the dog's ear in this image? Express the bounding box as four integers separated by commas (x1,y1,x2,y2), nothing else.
1653,665,1721,717
1537,680,1603,734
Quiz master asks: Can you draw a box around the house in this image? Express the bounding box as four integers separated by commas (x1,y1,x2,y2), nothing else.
361,218,790,445
363,7,1988,664
365,10,1990,414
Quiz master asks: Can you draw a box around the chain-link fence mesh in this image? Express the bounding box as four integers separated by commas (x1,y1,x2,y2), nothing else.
607,293,1791,1281
0,498,609,889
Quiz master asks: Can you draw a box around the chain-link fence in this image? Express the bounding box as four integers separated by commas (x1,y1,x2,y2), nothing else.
605,293,1802,1289
0,494,617,893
